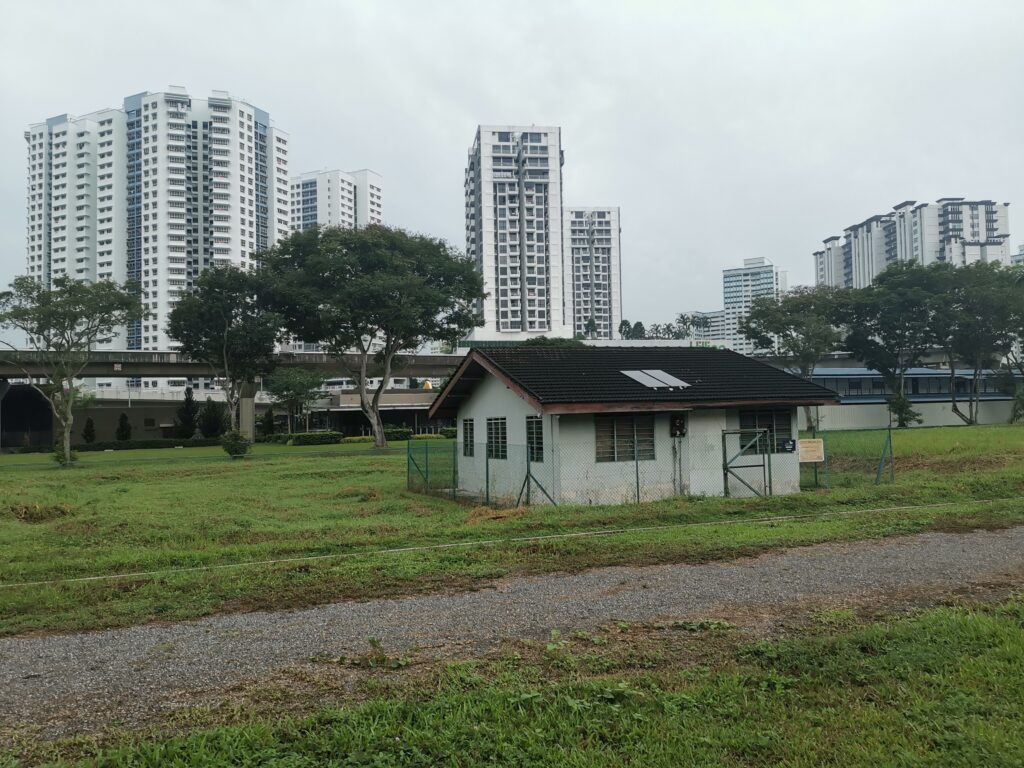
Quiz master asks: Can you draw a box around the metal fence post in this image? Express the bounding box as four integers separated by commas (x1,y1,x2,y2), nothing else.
451,438,457,500
766,437,773,497
424,441,429,490
525,443,531,506
633,420,640,504
406,439,411,490
485,450,490,506
721,430,730,498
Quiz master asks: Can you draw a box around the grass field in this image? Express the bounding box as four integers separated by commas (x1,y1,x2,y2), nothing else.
2,425,1024,637
10,597,1024,766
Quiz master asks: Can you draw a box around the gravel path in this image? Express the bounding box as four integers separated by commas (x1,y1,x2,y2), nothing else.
2,526,1024,735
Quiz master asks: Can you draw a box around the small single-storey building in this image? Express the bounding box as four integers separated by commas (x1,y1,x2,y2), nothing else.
428,347,838,505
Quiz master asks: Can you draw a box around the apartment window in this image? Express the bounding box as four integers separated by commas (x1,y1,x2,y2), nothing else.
526,416,544,462
486,417,507,459
738,408,792,455
595,415,655,462
463,418,475,457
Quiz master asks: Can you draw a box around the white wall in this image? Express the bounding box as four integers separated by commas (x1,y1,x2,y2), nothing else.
801,400,1014,431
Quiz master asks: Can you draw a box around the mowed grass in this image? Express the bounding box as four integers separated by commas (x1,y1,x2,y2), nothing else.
15,597,1024,767
2,425,1024,637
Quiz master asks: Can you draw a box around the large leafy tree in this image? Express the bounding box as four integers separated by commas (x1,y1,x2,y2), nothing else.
166,266,283,432
261,225,484,447
947,263,1020,424
266,368,326,433
0,275,142,464
838,262,936,427
741,286,842,428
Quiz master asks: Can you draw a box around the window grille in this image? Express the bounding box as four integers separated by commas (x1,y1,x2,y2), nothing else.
486,417,507,460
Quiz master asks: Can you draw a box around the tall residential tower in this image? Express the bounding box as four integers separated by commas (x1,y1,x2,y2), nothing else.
564,207,621,339
25,87,290,352
814,198,1011,289
289,168,383,232
465,125,568,340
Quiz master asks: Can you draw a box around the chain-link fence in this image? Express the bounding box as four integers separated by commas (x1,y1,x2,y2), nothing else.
407,430,799,507
799,427,898,490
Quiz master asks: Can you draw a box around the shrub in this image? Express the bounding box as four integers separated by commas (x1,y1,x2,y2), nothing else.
412,433,447,440
341,436,375,444
221,430,252,457
439,427,457,439
115,412,132,441
258,408,276,437
174,387,200,439
383,427,414,441
288,431,343,446
51,444,78,465
81,417,96,444
198,398,228,438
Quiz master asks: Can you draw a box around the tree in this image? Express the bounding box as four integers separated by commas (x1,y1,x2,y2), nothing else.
266,367,326,433
166,266,283,432
198,397,228,438
838,263,935,427
261,226,484,448
584,317,598,339
618,319,633,339
520,336,586,348
258,407,276,437
631,321,646,340
740,286,842,428
115,412,132,441
81,416,96,444
174,386,200,439
0,275,142,464
943,263,1020,424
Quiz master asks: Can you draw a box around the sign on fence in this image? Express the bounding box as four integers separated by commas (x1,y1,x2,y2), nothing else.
798,438,825,463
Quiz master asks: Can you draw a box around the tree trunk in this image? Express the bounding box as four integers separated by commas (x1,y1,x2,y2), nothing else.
62,421,72,465
948,350,970,425
286,410,292,434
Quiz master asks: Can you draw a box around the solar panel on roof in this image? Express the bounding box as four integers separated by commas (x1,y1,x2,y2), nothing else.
621,370,690,390
641,370,690,388
621,370,670,388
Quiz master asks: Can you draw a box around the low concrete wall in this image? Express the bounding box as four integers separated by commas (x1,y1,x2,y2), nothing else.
801,400,1014,431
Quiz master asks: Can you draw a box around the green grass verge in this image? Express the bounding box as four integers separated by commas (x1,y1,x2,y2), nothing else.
11,597,1024,766
2,425,1024,637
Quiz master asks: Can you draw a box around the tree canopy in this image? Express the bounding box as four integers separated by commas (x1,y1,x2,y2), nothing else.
166,265,283,431
0,275,142,463
260,225,484,447
266,368,327,433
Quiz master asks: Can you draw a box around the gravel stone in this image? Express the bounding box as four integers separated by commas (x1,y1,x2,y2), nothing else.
2,526,1023,735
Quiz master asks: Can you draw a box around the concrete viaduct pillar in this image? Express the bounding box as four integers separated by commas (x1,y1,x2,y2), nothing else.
239,381,257,441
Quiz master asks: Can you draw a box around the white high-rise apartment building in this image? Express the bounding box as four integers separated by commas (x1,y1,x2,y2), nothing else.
564,207,621,339
688,257,787,355
1013,245,1024,266
289,168,383,232
465,125,568,340
814,198,1011,289
25,87,290,352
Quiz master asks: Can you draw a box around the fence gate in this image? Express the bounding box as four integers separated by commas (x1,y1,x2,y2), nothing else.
721,428,772,497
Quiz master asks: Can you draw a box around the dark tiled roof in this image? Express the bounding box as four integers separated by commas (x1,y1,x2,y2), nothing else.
430,346,838,418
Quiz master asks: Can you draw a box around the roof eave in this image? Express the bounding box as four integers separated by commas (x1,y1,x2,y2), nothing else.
542,398,838,414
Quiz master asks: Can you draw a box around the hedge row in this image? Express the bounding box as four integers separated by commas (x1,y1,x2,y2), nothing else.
257,428,454,445
16,438,224,454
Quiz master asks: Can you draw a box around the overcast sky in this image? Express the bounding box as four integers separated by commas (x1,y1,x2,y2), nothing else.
2,0,1023,330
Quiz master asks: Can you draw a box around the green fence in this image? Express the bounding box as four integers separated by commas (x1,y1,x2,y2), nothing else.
407,440,458,499
799,427,900,490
